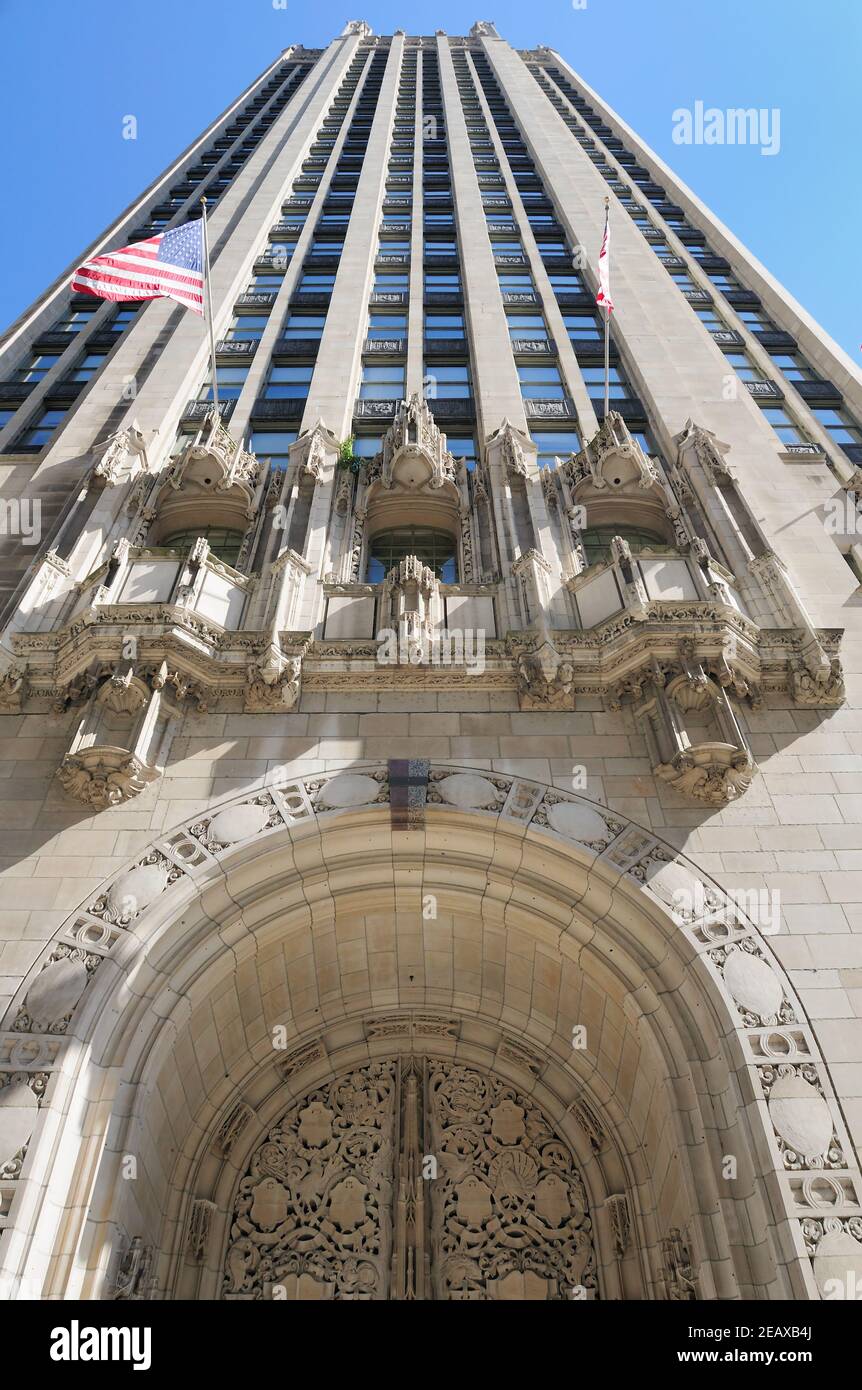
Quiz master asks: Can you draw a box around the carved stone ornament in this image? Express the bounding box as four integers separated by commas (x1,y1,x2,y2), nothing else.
674,418,733,485
166,407,260,509
608,1193,631,1257
373,393,458,492
110,1236,153,1301
221,1056,597,1301
514,635,574,710
56,749,158,808
244,641,303,712
788,655,845,708
55,662,167,807
0,663,27,713
655,743,756,805
486,418,530,478
91,422,152,489
566,411,659,494
661,1227,698,1301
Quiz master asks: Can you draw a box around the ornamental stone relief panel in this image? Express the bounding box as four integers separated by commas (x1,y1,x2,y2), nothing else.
221,1057,598,1301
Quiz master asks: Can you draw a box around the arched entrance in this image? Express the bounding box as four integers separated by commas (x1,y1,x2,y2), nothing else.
223,1054,597,1301
1,764,860,1301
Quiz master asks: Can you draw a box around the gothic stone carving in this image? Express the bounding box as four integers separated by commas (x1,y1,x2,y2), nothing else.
661,1227,698,1300
221,1057,598,1300
223,1062,397,1300
513,636,574,710
428,1061,597,1299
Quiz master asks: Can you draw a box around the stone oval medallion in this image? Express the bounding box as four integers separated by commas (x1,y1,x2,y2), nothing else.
547,800,608,844
0,1081,38,1168
208,803,272,845
643,859,706,917
768,1074,833,1160
813,1228,862,1299
24,957,89,1030
105,861,170,920
435,773,500,810
316,774,381,809
723,950,784,1020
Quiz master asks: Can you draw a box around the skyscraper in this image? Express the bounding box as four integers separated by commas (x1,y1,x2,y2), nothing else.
0,19,861,1303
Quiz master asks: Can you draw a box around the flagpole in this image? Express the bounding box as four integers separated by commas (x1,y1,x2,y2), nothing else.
200,196,219,413
603,197,610,421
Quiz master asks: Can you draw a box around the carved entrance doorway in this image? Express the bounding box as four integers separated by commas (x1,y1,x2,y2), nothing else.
222,1056,598,1300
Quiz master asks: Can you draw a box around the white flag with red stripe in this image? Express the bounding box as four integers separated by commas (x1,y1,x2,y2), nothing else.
72,219,205,315
596,205,614,313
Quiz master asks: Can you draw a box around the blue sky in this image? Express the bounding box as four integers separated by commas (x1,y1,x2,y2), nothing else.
0,0,859,356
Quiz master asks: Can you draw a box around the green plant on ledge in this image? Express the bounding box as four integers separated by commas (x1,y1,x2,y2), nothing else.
337,435,361,473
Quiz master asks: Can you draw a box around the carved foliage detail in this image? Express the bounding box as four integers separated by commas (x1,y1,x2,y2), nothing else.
222,1062,396,1300
428,1062,597,1300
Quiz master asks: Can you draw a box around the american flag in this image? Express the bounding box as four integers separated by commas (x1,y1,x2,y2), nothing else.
72,219,205,315
595,205,614,314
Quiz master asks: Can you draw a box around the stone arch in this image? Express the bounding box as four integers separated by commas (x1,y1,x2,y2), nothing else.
1,764,860,1301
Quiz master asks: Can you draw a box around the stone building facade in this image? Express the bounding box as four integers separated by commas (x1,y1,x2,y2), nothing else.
0,21,861,1301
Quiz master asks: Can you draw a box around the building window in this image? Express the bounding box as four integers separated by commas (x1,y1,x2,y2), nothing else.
161,527,244,567
298,273,336,292
519,364,565,399
708,273,744,293
425,363,472,398
367,313,407,340
564,313,602,341
507,313,547,341
769,353,817,382
722,351,766,383
581,364,631,399
247,273,284,290
225,314,269,342
263,365,313,399
424,273,460,293
198,366,250,401
18,353,61,381
692,306,726,330
581,525,672,567
367,526,457,583
759,406,809,446
360,364,405,399
374,273,409,293
53,308,97,333
351,435,383,461
110,307,141,332
810,408,862,446
283,313,326,339
0,408,16,431
70,352,108,381
547,271,584,293
446,434,477,469
425,313,464,339
249,429,297,471
735,308,779,331
498,273,533,292
531,429,581,467
18,407,68,448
